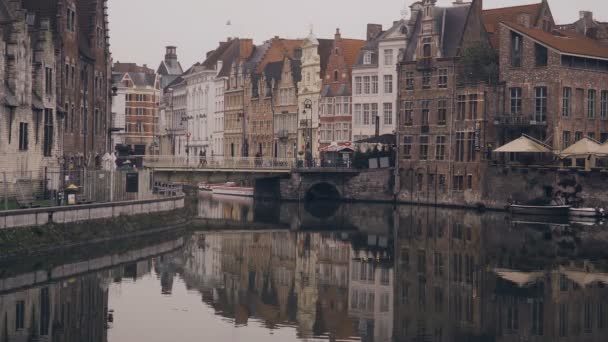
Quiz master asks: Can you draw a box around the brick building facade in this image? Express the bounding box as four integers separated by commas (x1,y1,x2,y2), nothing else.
111,63,160,155
243,38,301,158
22,0,112,169
397,0,493,203
318,29,364,151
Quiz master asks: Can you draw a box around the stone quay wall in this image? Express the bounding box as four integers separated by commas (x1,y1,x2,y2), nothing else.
0,195,185,229
280,165,608,210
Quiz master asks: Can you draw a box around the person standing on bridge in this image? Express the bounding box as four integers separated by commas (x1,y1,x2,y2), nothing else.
199,150,207,168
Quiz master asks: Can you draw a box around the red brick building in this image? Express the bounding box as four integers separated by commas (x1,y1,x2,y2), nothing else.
318,29,364,152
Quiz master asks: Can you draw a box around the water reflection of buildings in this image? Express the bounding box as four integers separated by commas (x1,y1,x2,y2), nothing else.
0,273,110,342
394,206,608,342
179,230,394,340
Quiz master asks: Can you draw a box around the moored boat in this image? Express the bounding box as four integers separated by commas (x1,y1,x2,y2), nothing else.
211,183,254,197
509,204,571,216
198,182,222,191
569,207,604,218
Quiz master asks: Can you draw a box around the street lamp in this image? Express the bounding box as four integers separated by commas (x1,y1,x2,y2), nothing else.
302,99,313,167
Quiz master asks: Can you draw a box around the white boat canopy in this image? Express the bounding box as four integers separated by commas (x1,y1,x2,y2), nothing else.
559,137,601,158
494,135,552,153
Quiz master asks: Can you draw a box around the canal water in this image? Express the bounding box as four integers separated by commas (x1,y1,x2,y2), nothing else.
1,192,608,341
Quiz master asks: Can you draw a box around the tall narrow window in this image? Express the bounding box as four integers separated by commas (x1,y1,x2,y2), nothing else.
43,109,54,157
467,132,476,162
355,76,362,95
421,100,430,126
363,104,370,125
562,131,571,149
563,87,572,117
363,76,371,94
535,44,548,67
419,136,429,160
437,99,447,125
602,90,608,119
511,32,523,67
333,70,339,82
45,67,53,95
371,76,378,94
457,95,466,120
371,103,378,126
403,101,413,126
511,87,522,115
438,68,448,88
406,71,414,90
535,87,547,122
422,71,431,89
384,49,393,66
383,103,393,125
588,89,596,119
384,75,393,94
469,94,478,120
436,136,446,160
403,136,413,159
19,122,29,151
15,300,25,330
455,132,465,161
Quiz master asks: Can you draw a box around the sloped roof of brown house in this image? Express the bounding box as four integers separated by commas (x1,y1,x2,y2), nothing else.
340,38,366,69
318,38,334,78
482,3,543,48
502,21,608,60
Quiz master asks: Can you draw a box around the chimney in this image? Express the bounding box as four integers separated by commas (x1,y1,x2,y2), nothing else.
165,46,177,64
366,24,383,41
239,39,254,60
580,11,593,22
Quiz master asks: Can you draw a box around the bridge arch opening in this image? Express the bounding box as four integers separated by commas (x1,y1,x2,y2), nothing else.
305,182,341,202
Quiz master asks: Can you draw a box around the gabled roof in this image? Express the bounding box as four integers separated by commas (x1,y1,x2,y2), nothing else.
157,60,183,77
341,39,366,69
482,3,543,48
217,39,241,78
503,21,608,60
112,71,157,88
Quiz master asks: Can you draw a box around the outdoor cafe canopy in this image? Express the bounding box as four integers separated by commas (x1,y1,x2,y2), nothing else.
593,141,608,156
493,135,552,153
559,137,601,158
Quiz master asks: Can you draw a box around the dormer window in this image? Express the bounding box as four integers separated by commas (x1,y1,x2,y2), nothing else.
422,38,432,58
511,32,523,67
363,52,372,65
400,26,407,35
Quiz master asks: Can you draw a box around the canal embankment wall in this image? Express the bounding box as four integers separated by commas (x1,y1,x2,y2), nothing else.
0,195,185,229
280,166,608,210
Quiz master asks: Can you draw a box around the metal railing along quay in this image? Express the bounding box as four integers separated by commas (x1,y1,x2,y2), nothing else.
133,155,295,171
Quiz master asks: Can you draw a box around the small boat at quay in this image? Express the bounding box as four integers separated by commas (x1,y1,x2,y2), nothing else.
198,182,223,191
211,182,254,197
569,207,605,218
509,204,571,216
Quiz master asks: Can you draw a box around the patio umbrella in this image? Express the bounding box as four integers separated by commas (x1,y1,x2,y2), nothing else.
559,137,600,158
494,135,552,153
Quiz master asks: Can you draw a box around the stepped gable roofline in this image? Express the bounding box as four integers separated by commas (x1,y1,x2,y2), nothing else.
502,21,608,60
482,2,543,48
244,41,271,74
317,38,334,77
254,37,303,74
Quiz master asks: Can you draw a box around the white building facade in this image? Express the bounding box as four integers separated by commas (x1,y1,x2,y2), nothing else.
352,20,409,142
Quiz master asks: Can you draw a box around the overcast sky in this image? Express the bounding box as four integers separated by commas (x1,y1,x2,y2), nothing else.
107,0,608,70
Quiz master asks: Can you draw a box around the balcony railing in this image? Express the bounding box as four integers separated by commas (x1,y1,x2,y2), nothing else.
494,115,547,126
416,58,433,70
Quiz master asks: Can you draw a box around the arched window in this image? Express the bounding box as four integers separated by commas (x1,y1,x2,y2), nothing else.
334,70,339,81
